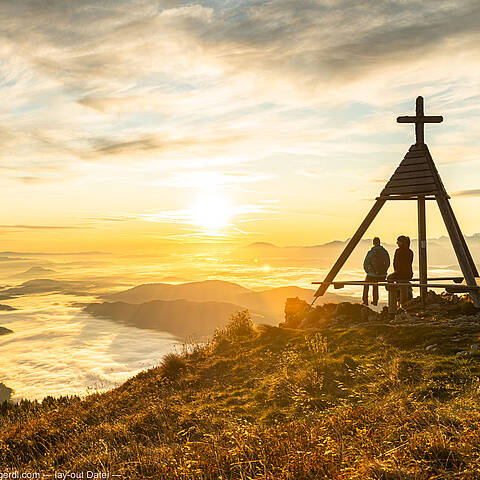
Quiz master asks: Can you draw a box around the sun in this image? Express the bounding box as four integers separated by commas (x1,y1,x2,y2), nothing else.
189,192,232,232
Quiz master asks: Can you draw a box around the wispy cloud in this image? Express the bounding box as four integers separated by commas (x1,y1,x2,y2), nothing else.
0,225,89,230
1,1,480,246
453,189,480,197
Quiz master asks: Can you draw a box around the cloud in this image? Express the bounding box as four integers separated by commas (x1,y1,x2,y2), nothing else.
0,225,89,231
453,189,480,197
153,168,274,188
1,0,480,243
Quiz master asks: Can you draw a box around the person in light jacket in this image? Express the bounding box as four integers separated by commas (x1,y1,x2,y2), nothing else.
362,237,390,306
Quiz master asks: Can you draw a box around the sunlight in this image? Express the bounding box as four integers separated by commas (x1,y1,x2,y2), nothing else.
190,191,232,232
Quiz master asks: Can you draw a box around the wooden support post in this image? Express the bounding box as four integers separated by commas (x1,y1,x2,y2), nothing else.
417,195,427,302
436,194,480,308
388,286,398,315
399,285,409,305
314,198,386,298
445,200,479,277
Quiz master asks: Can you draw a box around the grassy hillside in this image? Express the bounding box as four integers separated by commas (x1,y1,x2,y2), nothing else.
86,298,252,337
2,308,480,479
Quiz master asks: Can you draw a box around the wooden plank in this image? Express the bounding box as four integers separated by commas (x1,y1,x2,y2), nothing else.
389,170,434,181
394,164,432,174
411,277,463,282
376,195,437,201
386,178,435,188
382,184,437,195
312,280,480,290
313,198,386,298
404,151,428,159
400,156,429,166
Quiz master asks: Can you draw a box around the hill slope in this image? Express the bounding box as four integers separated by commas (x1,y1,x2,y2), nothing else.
86,299,253,337
101,280,356,327
2,307,480,479
11,266,57,279
106,279,252,304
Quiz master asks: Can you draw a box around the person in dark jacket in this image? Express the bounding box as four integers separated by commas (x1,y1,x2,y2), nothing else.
387,235,414,281
362,237,390,306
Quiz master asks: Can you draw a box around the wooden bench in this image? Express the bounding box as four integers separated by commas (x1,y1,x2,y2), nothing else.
312,278,480,315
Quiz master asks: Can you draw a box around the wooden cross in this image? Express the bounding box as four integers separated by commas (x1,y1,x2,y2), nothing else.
397,96,443,145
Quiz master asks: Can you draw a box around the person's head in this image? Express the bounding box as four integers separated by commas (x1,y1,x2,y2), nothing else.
372,237,380,246
397,235,408,248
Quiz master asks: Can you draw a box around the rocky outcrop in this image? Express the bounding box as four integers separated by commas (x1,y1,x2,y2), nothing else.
402,291,477,319
282,292,480,330
282,297,380,330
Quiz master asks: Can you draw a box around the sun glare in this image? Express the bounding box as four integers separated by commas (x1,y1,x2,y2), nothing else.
190,192,232,232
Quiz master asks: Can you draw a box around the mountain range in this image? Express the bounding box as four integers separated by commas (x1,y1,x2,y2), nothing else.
230,235,480,271
10,266,57,279
86,280,355,337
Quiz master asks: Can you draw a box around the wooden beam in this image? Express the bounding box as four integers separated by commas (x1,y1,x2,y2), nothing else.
403,151,428,159
394,165,432,174
313,198,386,298
388,171,435,181
411,276,463,283
418,195,427,301
382,184,437,195
312,280,480,291
376,195,437,201
397,116,443,123
436,194,480,307
444,200,479,277
386,178,435,187
400,157,429,166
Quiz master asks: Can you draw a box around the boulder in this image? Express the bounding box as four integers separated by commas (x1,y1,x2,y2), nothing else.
284,298,380,330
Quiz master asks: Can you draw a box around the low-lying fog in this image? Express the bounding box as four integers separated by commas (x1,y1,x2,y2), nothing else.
0,293,178,400
0,242,464,400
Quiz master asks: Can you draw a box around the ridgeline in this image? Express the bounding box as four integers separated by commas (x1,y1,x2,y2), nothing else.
2,294,480,479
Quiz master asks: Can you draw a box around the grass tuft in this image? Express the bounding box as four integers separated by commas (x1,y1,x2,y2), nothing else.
160,352,187,380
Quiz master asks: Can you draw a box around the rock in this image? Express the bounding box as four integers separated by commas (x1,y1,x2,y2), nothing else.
284,298,380,330
471,344,479,351
394,311,416,323
283,291,479,331
284,297,311,329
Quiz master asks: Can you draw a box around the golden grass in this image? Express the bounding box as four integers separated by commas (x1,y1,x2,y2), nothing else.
1,311,480,479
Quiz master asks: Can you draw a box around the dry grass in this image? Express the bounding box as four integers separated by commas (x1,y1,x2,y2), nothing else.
2,310,480,479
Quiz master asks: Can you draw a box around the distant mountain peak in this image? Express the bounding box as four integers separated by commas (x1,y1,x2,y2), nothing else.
246,242,278,248
11,266,56,279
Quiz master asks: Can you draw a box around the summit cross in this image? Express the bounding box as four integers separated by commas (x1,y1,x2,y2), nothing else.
397,96,443,145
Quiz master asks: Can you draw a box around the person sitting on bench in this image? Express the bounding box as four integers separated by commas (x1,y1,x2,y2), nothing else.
387,235,413,282
362,237,390,306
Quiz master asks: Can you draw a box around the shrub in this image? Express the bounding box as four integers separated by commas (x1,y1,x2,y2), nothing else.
160,352,187,380
391,358,423,384
213,310,256,346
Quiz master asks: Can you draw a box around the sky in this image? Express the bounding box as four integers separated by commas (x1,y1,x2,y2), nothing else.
2,0,480,253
